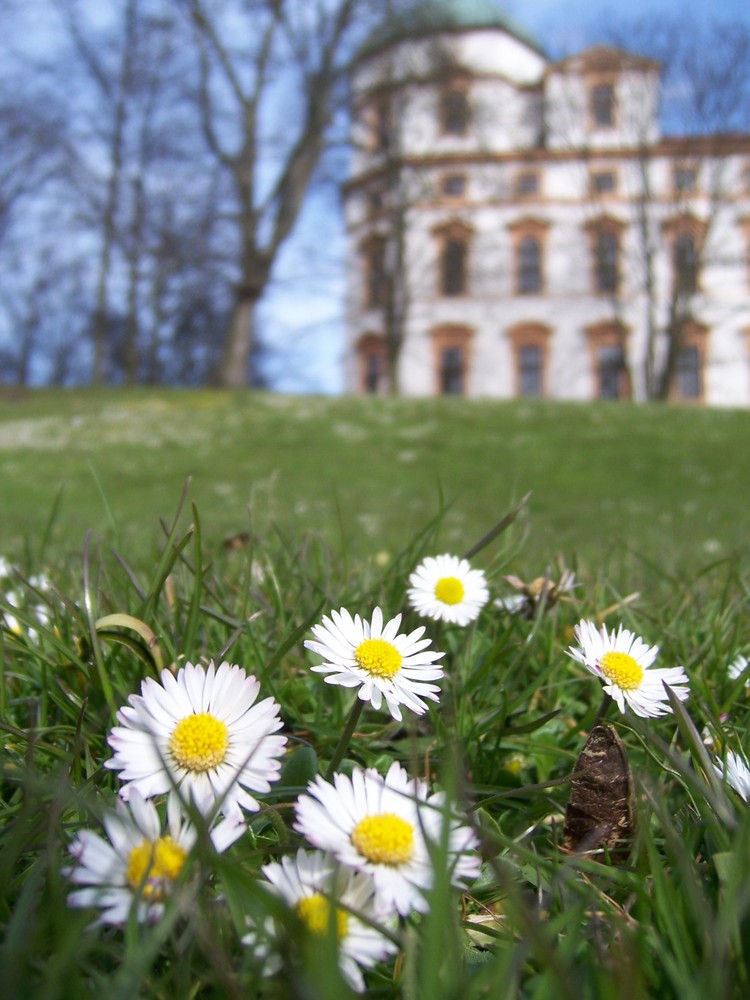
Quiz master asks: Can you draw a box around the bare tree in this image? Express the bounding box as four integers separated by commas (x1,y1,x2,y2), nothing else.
602,15,750,401
176,0,364,387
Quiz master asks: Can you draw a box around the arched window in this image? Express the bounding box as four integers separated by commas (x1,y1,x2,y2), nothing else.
670,322,708,402
433,221,473,298
508,323,552,397
509,218,549,297
662,214,707,298
585,322,631,400
431,325,473,396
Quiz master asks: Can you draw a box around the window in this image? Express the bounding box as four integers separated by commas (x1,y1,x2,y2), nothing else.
674,232,698,295
586,217,624,297
441,86,469,136
674,166,697,194
370,95,392,152
515,171,539,198
585,322,630,400
676,346,700,399
433,220,473,297
518,346,542,396
441,238,467,296
597,344,626,399
509,218,549,297
518,237,542,294
595,231,619,294
663,214,707,298
592,170,616,195
508,323,552,397
355,334,386,394
367,188,384,217
442,173,466,198
362,236,387,309
431,325,473,395
440,347,464,394
670,322,707,402
591,83,615,127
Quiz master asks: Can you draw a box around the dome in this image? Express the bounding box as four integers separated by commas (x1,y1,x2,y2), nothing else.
356,0,545,62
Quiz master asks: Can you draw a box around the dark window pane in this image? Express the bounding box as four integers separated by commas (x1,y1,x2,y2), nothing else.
676,346,700,398
516,172,539,196
518,237,541,294
364,353,381,393
674,167,696,192
442,89,469,135
442,238,466,296
366,239,387,307
598,344,625,399
442,173,466,197
593,171,615,193
441,346,464,394
674,233,698,294
596,232,619,293
519,344,542,396
591,84,614,126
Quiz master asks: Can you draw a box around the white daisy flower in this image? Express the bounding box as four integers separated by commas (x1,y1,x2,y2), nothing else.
64,791,245,925
106,661,287,818
304,607,444,722
407,554,489,626
294,761,481,917
713,750,750,801
243,848,398,993
567,618,690,718
728,654,750,687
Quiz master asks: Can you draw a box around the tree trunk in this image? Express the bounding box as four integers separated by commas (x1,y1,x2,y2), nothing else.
216,292,256,388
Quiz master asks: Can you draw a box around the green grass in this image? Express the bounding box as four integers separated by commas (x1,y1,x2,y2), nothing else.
1,389,749,592
2,389,750,998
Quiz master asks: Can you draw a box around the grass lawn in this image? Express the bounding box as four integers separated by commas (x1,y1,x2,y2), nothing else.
2,389,750,998
0,388,748,594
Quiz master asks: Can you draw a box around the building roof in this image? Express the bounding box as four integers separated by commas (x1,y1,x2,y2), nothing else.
356,0,546,63
550,44,660,74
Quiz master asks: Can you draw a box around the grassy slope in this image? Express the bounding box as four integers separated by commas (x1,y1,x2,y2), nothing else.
0,388,747,587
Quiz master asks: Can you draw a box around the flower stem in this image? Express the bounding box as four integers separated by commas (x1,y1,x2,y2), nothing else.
592,692,613,727
326,698,365,780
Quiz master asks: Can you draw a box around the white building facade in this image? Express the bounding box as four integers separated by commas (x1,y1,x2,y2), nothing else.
342,1,750,404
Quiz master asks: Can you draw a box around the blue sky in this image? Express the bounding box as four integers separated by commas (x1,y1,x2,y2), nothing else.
264,0,750,394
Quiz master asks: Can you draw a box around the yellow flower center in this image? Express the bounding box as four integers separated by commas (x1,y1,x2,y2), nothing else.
295,893,349,938
126,836,188,899
434,576,465,605
351,813,415,865
600,651,644,691
354,638,402,679
169,712,229,772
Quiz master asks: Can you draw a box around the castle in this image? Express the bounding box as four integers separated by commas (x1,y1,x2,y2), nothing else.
342,0,750,403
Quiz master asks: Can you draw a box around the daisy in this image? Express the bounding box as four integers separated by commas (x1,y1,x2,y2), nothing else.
64,791,245,925
728,654,750,687
407,554,489,626
294,760,480,917
242,849,398,993
304,607,444,722
106,660,287,818
567,618,690,718
713,750,750,801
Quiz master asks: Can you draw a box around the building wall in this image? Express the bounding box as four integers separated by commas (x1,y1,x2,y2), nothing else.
344,24,750,405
